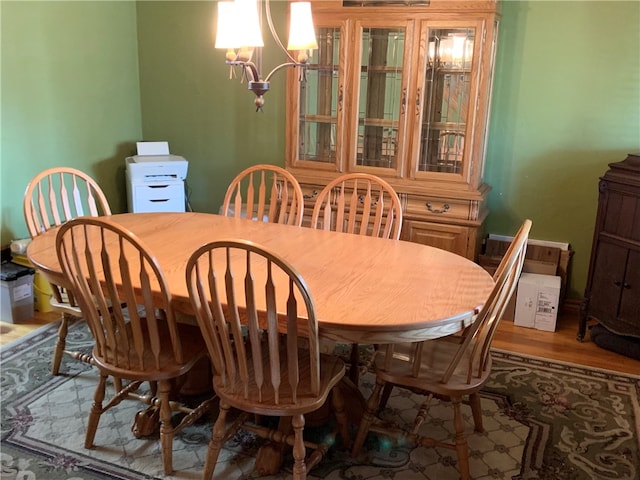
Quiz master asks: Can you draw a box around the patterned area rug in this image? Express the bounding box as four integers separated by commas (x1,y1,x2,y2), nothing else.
1,320,639,480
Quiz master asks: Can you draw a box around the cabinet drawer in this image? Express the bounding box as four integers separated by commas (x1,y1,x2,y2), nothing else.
134,183,183,201
404,195,473,220
132,183,184,213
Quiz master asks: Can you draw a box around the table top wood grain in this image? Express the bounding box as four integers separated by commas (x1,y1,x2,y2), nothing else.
27,212,494,344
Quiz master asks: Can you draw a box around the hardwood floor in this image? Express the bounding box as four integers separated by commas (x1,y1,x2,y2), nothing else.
493,306,640,375
2,306,639,375
0,311,59,347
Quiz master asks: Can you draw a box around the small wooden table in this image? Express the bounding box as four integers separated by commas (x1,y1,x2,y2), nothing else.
28,212,494,344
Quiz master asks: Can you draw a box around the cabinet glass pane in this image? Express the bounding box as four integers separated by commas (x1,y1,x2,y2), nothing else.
356,27,405,169
298,27,341,163
418,28,474,174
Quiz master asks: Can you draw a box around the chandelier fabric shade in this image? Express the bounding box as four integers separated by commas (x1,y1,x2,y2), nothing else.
214,0,317,111
215,0,264,49
287,2,318,51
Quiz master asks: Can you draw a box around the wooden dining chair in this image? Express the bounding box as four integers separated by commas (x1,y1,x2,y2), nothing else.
351,219,532,480
23,166,112,375
221,164,304,226
186,239,349,480
310,172,403,383
56,216,214,475
310,172,403,239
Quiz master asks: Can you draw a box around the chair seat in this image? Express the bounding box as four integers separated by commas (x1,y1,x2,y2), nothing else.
92,321,208,382
374,339,493,397
215,349,345,417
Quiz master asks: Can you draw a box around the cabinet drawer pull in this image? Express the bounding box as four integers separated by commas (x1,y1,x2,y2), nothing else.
304,190,319,200
426,202,450,214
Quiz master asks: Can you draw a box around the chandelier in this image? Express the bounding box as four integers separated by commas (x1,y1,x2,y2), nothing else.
215,0,318,111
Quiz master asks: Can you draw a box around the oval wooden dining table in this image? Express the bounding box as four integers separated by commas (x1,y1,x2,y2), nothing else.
27,212,494,345
28,211,495,475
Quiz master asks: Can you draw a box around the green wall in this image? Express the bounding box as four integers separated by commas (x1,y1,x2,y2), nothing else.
484,1,639,297
2,1,639,301
135,0,286,213
0,1,142,242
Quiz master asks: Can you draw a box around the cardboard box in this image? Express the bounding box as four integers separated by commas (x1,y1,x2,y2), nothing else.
1,262,35,323
514,273,561,332
478,235,573,323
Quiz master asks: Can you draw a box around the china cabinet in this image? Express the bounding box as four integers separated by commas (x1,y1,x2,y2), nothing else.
579,153,640,341
285,0,501,259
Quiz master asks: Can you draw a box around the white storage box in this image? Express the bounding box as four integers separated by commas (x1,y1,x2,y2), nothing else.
1,262,35,323
514,273,561,332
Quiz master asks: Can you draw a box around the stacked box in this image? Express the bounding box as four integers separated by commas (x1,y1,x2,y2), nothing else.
478,237,572,323
1,261,35,323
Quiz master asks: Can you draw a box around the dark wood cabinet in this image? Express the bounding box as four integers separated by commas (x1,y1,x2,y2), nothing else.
579,153,640,340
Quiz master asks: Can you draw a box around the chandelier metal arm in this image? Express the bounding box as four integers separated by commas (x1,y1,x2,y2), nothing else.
264,62,301,83
264,0,298,64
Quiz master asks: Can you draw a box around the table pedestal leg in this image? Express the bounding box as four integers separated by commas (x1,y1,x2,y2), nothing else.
254,417,292,475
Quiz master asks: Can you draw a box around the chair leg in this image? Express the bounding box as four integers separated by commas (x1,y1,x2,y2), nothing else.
51,314,69,375
469,393,484,432
379,383,394,410
158,380,174,475
85,373,107,448
452,397,471,480
352,377,385,457
204,400,230,480
291,414,307,480
412,393,434,434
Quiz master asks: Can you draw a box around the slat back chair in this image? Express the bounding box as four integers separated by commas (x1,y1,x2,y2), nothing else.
186,239,349,480
352,219,532,480
221,164,304,226
56,217,213,475
310,173,403,240
310,173,403,384
23,167,112,375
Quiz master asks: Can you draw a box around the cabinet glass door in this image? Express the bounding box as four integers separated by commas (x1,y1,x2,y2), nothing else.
412,23,481,180
351,21,410,174
296,24,343,166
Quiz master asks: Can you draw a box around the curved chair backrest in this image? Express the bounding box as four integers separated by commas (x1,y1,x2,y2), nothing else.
310,173,403,240
463,219,532,380
24,167,111,238
56,217,185,371
186,239,322,405
221,164,304,227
